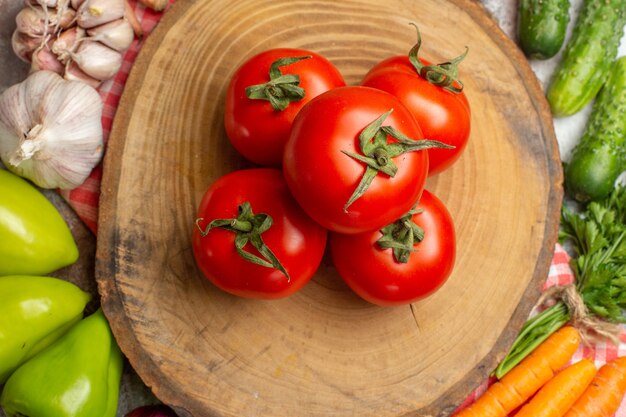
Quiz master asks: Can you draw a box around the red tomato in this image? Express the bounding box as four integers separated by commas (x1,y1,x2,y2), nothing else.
224,48,346,167
329,189,456,306
362,55,471,176
283,86,432,234
191,168,327,299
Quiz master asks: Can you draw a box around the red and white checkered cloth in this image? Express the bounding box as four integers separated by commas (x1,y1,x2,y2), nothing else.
58,0,174,234
58,3,626,414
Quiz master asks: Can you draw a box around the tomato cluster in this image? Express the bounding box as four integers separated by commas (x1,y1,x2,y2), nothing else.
192,27,471,306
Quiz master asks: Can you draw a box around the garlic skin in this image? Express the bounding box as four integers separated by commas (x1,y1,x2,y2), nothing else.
77,0,125,29
31,50,65,74
87,18,134,51
15,7,50,37
12,0,138,86
52,26,84,63
70,0,85,10
12,31,41,62
31,43,65,74
0,71,103,190
64,61,102,89
16,5,76,36
71,41,122,80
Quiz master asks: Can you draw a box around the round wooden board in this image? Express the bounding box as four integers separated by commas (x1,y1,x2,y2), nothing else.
96,1,563,416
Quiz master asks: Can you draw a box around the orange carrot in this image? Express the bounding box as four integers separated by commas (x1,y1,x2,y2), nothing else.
563,356,626,417
515,358,597,417
455,326,581,417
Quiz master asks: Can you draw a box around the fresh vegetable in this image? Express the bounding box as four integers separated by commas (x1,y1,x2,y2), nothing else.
546,0,626,116
455,326,581,417
0,71,104,189
0,275,91,383
361,25,470,176
0,169,79,275
11,0,138,86
283,85,450,234
329,189,455,306
125,405,178,417
192,168,327,299
495,185,626,378
0,308,123,417
564,356,626,417
565,56,626,202
224,48,345,166
517,0,570,59
515,358,597,417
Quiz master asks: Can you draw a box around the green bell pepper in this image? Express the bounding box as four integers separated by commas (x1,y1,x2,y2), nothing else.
0,169,79,275
0,308,123,417
0,275,91,383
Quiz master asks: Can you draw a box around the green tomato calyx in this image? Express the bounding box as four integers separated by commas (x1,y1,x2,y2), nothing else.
195,202,290,281
377,208,425,264
341,109,452,212
245,56,312,111
408,23,468,94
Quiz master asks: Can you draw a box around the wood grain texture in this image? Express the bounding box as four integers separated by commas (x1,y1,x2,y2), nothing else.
95,0,563,416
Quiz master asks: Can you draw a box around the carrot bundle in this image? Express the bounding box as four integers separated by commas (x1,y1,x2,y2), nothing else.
563,356,626,417
455,326,581,417
515,358,597,417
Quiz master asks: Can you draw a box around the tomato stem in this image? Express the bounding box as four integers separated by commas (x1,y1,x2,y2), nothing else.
230,219,252,232
195,202,290,280
377,208,425,263
341,110,453,212
245,55,312,111
407,23,468,94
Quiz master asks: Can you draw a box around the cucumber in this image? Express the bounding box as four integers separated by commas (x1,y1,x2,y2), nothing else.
546,0,626,117
517,0,570,59
565,56,626,202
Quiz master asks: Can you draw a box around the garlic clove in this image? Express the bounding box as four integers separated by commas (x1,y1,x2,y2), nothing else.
70,41,122,81
0,70,103,190
0,82,33,146
31,44,65,74
70,0,85,11
55,5,77,29
86,18,134,52
123,0,143,37
64,61,102,89
76,0,124,29
22,68,64,125
15,6,50,37
11,30,43,62
52,26,84,63
15,5,76,37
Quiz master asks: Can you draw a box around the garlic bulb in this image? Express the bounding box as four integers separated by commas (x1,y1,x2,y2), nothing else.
0,71,103,190
11,0,140,86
